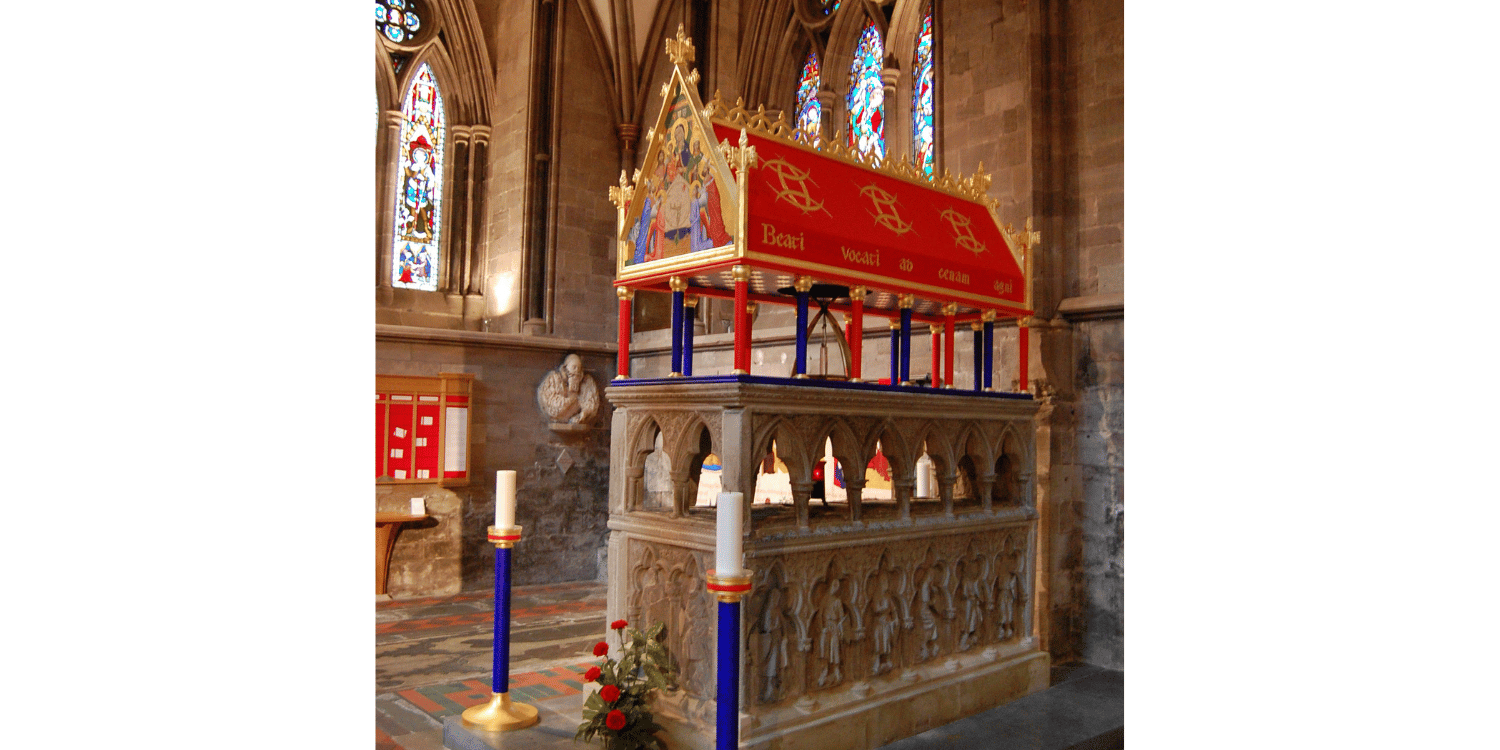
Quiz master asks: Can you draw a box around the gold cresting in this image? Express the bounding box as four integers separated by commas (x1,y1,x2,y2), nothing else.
705,91,1001,210
665,24,696,67
940,208,987,256
607,170,634,208
859,184,915,236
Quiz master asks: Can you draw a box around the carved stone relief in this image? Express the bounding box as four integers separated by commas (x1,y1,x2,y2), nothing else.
538,353,599,429
626,539,715,699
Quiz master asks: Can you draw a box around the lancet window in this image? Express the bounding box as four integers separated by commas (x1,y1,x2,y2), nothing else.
912,4,935,176
795,52,822,146
846,20,885,161
392,63,445,291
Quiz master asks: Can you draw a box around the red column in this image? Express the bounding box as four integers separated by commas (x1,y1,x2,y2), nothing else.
930,326,942,388
848,286,865,380
1018,320,1031,392
943,304,956,388
616,287,633,379
732,265,750,374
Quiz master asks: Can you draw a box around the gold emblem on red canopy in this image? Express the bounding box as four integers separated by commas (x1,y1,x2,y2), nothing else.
762,157,829,215
940,207,987,255
859,184,915,236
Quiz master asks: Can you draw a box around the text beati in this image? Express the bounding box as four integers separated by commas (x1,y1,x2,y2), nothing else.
761,223,805,251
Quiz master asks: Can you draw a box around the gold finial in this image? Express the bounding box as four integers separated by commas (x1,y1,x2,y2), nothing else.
608,170,634,208
616,286,635,301
661,81,671,98
665,24,696,66
898,294,915,309
794,276,814,293
669,276,688,292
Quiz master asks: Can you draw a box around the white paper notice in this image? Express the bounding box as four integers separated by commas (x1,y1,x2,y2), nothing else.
419,395,439,402
444,407,468,471
393,469,407,479
410,498,424,515
415,437,427,447
420,416,434,426
393,427,408,438
390,448,404,459
416,469,430,479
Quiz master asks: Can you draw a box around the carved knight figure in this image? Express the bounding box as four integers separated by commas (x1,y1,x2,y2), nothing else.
815,578,850,687
958,559,988,651
998,553,1026,641
755,585,793,703
917,565,943,661
537,353,599,425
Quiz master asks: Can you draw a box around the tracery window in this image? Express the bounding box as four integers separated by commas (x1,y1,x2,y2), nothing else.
392,63,445,291
912,4,935,176
375,0,422,44
795,52,822,146
845,20,885,161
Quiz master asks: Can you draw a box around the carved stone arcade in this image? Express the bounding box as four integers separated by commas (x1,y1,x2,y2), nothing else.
605,380,1048,750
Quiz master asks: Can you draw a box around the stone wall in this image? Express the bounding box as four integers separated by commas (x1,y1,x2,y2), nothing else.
1072,316,1122,667
377,327,616,591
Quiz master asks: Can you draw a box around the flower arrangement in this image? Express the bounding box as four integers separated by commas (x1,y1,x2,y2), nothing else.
575,618,678,750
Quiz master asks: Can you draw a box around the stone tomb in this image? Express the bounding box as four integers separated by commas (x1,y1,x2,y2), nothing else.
604,379,1046,750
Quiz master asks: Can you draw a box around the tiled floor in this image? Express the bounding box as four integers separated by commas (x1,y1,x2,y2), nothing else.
376,581,608,750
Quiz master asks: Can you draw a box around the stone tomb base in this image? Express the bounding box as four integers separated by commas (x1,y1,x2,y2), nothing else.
652,646,1048,750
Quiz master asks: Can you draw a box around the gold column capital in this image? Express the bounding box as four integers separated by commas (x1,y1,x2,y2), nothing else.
616,286,635,301
897,293,915,309
981,310,997,323
746,302,759,315
684,294,699,308
942,302,957,317
669,276,688,292
794,276,815,293
849,285,867,300
1017,316,1036,327
889,321,901,331
731,265,751,283
970,321,984,332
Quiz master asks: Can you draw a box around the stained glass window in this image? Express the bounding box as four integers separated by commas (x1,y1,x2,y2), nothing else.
392,63,444,291
912,5,935,177
820,0,840,15
795,52,822,146
376,0,422,44
846,20,885,161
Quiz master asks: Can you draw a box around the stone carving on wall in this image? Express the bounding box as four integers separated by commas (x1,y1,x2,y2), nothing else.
625,539,715,699
538,353,599,430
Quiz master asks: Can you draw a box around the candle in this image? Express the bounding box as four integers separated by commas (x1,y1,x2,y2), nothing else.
715,492,744,576
495,470,516,529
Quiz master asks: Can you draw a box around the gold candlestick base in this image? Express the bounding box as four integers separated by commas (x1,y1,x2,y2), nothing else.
461,691,539,732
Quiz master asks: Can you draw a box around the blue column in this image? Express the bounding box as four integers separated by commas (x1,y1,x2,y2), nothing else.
899,307,912,384
982,319,995,390
889,325,900,384
716,598,741,750
972,324,983,392
492,545,512,694
670,289,685,375
794,291,810,376
682,301,696,377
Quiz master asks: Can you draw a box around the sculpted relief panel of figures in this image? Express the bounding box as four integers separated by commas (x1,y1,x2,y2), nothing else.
626,540,717,700
745,525,1033,706
538,353,600,427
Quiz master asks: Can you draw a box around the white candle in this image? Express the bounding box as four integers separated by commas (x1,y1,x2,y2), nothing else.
495,470,517,529
716,492,744,576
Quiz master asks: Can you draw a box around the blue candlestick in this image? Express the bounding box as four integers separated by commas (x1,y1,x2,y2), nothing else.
972,325,983,392
670,289,685,375
460,527,538,731
983,319,994,390
794,290,810,376
492,545,511,692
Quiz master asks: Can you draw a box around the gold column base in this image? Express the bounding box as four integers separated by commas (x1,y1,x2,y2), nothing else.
668,372,684,378
461,691,539,732
731,368,748,375
793,373,810,379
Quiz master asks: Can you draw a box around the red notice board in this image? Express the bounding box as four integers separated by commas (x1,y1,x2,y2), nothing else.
376,373,474,486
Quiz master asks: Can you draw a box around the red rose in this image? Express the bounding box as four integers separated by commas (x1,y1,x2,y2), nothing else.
605,709,627,731
611,619,628,630
593,641,609,657
600,684,621,702
584,666,601,682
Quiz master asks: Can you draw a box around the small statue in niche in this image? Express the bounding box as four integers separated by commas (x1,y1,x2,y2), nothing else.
869,571,901,676
957,558,989,652
755,585,795,703
916,564,953,661
998,550,1028,641
537,353,599,427
815,578,850,687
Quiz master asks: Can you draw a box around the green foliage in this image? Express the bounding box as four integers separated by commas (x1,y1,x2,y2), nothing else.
574,621,680,750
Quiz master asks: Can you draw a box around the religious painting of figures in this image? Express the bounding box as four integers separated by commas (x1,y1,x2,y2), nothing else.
624,84,734,267
392,63,444,291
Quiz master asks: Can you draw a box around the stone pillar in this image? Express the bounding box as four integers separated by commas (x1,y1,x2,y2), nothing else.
880,64,905,164
378,109,404,291
816,86,838,147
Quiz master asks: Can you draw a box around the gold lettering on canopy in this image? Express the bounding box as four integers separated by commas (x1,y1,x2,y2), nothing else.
762,157,829,215
859,184,915,236
940,207,987,256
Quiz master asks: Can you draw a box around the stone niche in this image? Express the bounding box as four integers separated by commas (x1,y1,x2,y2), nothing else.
604,380,1047,750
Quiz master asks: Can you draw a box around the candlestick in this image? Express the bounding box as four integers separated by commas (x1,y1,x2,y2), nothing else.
715,492,744,576
461,526,537,731
495,470,516,528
